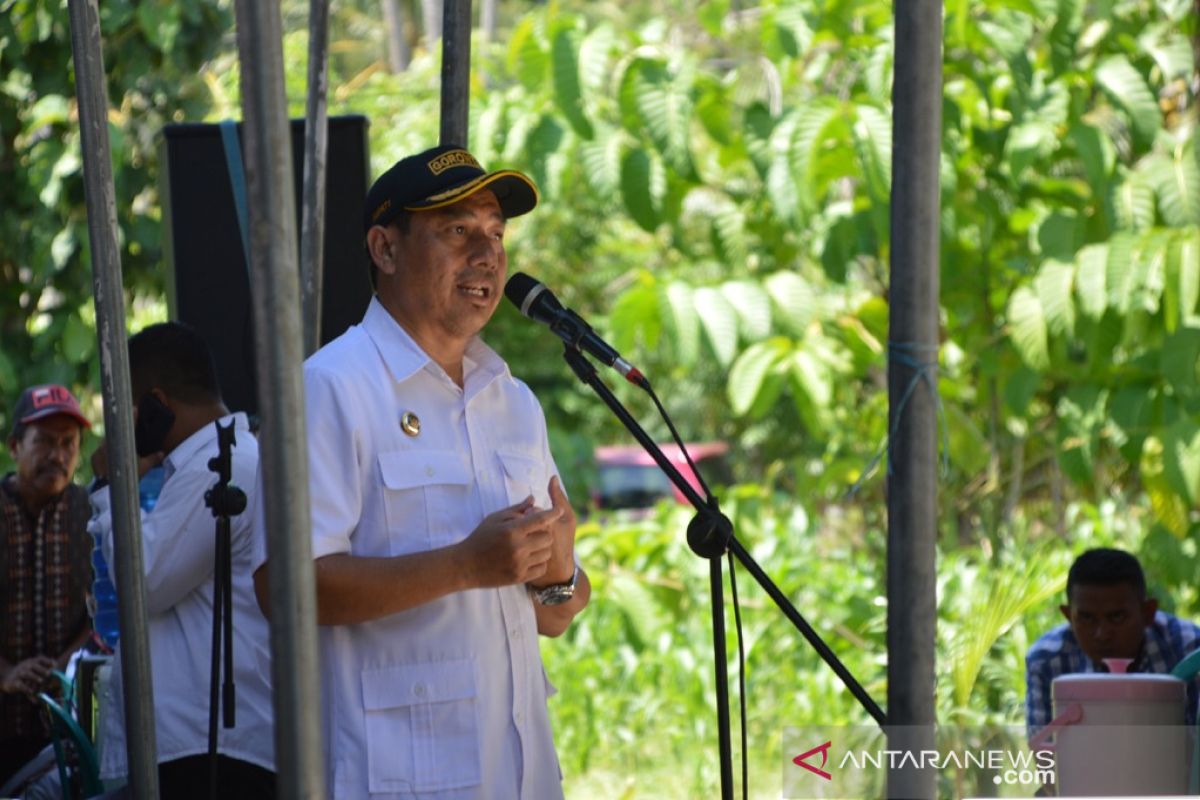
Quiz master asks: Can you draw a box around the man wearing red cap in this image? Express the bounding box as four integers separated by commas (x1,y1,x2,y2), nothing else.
0,384,93,787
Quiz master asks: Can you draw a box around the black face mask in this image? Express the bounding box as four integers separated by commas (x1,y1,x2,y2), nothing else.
134,393,175,457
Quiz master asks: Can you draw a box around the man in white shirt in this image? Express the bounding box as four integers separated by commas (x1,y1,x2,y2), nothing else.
90,322,275,798
252,144,590,799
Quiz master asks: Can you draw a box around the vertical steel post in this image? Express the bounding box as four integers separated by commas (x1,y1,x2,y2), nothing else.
480,0,498,43
439,0,472,145
233,2,325,797
301,0,331,357
65,1,159,796
887,1,943,798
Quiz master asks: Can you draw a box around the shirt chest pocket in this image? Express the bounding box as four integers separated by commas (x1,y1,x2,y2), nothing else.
361,659,481,794
498,450,549,508
379,450,473,553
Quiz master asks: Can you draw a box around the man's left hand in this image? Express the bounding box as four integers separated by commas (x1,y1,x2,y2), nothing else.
529,475,576,588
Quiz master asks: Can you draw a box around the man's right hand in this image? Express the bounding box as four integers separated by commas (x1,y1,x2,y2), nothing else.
457,496,564,589
0,656,54,697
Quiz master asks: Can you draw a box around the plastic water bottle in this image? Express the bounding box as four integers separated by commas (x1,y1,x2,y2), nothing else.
91,467,166,648
139,465,165,512
91,547,120,649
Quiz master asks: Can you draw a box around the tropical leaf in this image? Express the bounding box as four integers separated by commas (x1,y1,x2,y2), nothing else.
1159,328,1200,397
728,339,787,416
693,287,739,367
694,74,735,147
609,271,663,353
852,103,892,245
619,146,663,232
709,200,749,268
551,25,595,139
1108,384,1155,459
1034,259,1076,337
764,271,817,334
664,281,700,365
1068,122,1115,198
1142,436,1191,538
785,101,843,213
621,55,697,179
1007,285,1050,370
1140,27,1194,81
765,115,800,223
1143,140,1200,228
1105,232,1139,313
722,280,773,341
1112,172,1158,231
1055,386,1106,484
1095,55,1162,149
577,23,617,97
578,133,621,199
789,349,833,429
948,552,1065,709
1180,228,1200,326
1047,0,1082,76
1005,120,1057,181
1162,420,1200,507
507,17,549,91
1074,243,1108,319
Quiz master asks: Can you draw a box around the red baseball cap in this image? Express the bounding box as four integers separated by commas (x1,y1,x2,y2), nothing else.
11,384,91,435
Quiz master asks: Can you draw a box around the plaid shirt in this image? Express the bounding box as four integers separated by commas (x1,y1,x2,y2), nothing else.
0,475,92,743
1025,611,1200,736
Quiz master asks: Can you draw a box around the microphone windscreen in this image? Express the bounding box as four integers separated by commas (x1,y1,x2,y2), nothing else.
504,272,562,322
504,272,540,308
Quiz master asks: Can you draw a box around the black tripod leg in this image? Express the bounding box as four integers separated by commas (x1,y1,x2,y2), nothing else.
710,557,734,800
222,525,236,727
208,524,226,800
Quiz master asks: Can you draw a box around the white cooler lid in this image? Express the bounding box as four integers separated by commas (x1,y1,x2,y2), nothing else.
1052,672,1185,702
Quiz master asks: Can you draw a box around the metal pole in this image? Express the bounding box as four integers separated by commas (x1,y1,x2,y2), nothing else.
439,0,472,145
887,1,942,798
301,0,331,357
66,1,159,796
380,0,412,72
233,2,326,798
480,0,497,43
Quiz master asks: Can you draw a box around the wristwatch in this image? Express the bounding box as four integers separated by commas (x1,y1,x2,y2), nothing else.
531,565,578,606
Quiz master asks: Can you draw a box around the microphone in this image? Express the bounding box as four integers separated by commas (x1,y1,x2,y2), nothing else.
504,272,649,389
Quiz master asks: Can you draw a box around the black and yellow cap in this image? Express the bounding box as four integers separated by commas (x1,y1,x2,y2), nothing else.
363,144,539,234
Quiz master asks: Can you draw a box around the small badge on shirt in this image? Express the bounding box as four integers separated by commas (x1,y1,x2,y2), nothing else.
400,411,421,437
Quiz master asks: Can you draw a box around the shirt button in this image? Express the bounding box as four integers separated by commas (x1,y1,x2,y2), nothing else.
425,466,435,477
510,628,521,639
413,683,426,698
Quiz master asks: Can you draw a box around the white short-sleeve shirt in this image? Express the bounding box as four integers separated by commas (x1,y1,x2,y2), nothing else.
255,298,564,799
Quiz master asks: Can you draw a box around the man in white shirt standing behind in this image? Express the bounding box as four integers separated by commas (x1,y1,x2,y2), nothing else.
90,322,275,798
252,144,590,799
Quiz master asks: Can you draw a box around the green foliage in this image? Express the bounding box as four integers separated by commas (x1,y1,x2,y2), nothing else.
0,0,229,466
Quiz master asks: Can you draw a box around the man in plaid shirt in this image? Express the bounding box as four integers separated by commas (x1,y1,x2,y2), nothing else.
1025,547,1200,737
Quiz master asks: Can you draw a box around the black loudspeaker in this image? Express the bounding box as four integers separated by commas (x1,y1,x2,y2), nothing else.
160,115,373,416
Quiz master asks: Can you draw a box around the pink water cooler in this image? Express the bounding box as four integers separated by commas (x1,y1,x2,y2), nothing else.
1039,665,1189,796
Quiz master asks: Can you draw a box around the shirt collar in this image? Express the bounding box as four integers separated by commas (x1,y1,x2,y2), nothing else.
164,412,250,479
361,296,510,392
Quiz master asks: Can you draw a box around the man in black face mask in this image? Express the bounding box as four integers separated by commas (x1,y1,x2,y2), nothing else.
89,322,276,799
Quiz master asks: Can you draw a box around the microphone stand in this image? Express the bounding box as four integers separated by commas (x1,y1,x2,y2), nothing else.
560,346,886,799
204,420,246,800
